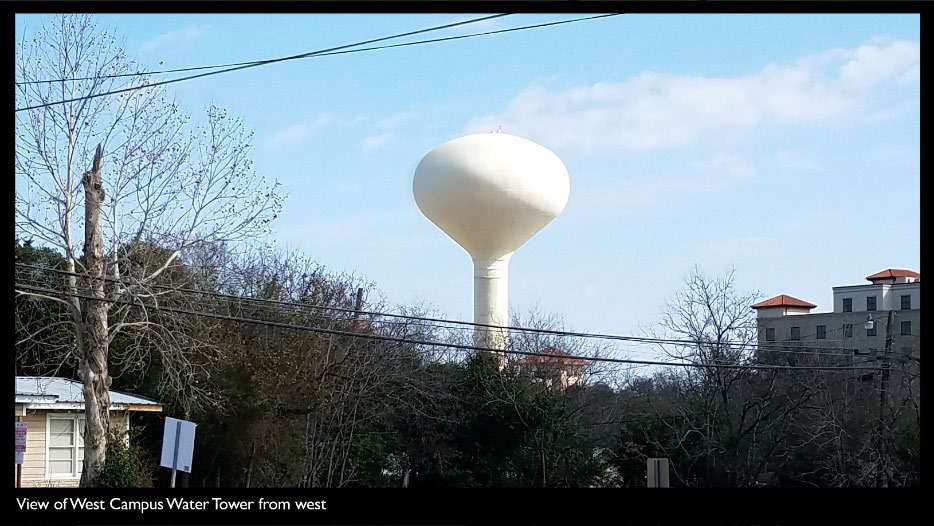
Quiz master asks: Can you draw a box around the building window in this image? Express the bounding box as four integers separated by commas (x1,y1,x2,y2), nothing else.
790,327,800,340
48,415,85,478
901,295,911,310
866,296,876,311
843,298,852,312
843,324,853,338
867,324,877,337
816,325,826,339
901,321,911,336
765,328,775,341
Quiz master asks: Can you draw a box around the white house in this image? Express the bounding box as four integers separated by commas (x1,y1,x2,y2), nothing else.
14,376,162,487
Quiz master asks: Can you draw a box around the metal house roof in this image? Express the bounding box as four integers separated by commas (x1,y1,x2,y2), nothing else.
15,376,162,410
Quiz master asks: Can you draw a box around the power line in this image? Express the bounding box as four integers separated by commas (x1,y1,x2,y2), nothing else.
14,282,882,372
14,14,510,112
13,262,857,357
15,14,622,113
17,14,620,87
14,262,857,355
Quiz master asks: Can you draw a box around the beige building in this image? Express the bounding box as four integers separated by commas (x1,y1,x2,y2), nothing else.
752,269,920,378
14,376,163,487
516,347,588,389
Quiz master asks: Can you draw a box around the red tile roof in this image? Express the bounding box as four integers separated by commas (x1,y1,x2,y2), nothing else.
346,318,374,331
516,346,589,366
866,269,920,281
751,294,816,309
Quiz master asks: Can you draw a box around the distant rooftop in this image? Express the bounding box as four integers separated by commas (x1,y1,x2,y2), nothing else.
15,376,161,409
751,294,817,310
866,269,920,282
516,346,589,366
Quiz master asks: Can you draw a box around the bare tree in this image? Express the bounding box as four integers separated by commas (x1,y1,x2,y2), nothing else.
15,14,282,486
639,267,769,486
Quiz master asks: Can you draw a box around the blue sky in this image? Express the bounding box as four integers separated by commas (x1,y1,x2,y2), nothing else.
15,13,920,340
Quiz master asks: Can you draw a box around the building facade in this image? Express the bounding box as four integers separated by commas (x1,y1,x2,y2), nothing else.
14,376,163,488
752,269,920,378
516,347,588,389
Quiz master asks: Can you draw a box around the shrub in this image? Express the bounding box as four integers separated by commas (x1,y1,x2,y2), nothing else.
94,429,155,488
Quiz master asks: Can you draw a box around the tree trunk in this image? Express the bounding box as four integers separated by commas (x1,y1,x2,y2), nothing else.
79,144,112,487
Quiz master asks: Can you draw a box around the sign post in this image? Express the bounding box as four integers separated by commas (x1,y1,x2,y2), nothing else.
161,417,196,488
170,420,181,488
647,458,670,488
15,420,27,488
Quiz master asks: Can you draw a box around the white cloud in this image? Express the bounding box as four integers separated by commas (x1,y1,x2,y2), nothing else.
772,150,824,174
362,133,392,152
362,111,419,153
140,25,210,54
573,153,758,213
708,153,757,181
467,38,919,153
265,114,340,149
840,38,920,89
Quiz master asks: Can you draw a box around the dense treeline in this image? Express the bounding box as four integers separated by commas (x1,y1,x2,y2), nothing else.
15,240,920,487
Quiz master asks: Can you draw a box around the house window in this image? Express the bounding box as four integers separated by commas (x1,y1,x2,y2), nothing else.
48,415,85,478
901,321,911,336
790,327,800,340
866,324,877,337
816,325,826,339
866,296,876,311
843,324,853,338
843,298,852,312
765,328,775,341
901,295,911,310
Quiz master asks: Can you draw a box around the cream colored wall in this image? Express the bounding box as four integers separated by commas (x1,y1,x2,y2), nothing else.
20,412,47,482
15,410,130,488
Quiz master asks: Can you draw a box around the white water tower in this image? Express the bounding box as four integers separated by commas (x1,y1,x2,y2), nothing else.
413,133,570,365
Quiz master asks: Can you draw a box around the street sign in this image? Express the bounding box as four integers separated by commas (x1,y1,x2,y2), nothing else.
160,417,196,487
15,422,27,465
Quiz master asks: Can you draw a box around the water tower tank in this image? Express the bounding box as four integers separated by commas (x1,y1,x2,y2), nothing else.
413,133,570,363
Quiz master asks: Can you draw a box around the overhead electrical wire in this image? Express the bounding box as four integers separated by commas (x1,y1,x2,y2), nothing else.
13,262,858,357
15,13,510,111
15,13,622,112
14,262,858,356
14,282,881,372
16,14,620,87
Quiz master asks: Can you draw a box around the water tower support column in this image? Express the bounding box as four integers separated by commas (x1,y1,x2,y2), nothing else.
473,253,512,368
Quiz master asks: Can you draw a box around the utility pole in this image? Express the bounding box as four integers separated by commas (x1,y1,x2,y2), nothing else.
353,288,363,318
876,309,894,488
